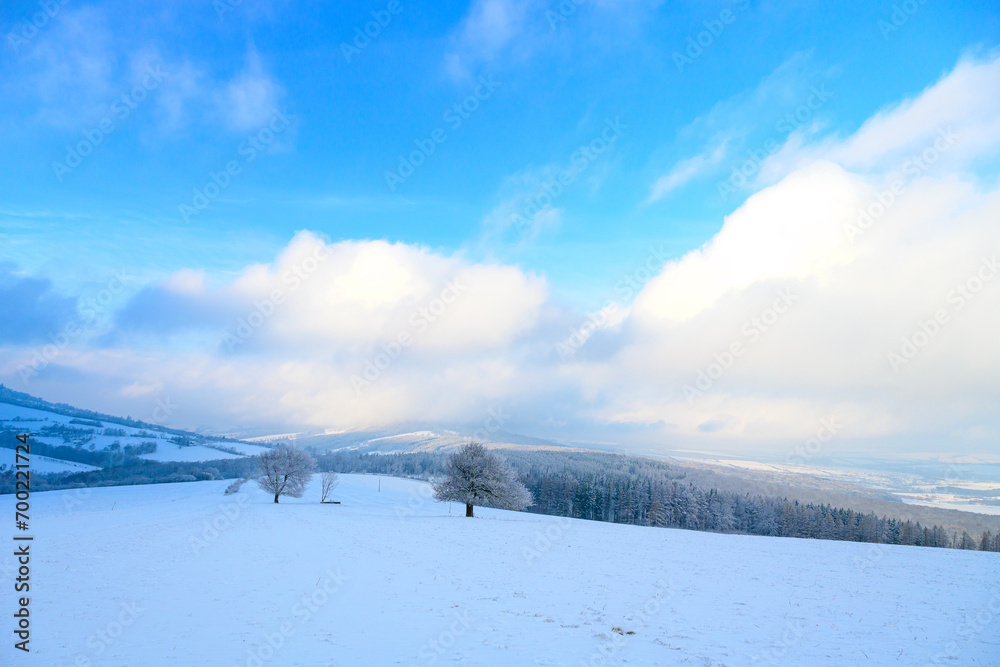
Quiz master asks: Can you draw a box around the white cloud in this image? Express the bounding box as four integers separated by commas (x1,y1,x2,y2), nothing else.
647,141,728,201
600,55,1000,447
211,232,548,351
151,60,202,133
2,7,228,137
479,164,567,245
119,381,163,398
643,51,832,203
217,47,285,132
4,54,1000,456
442,0,668,81
636,161,864,325
759,53,1000,184
445,0,535,80
13,6,116,128
13,233,549,429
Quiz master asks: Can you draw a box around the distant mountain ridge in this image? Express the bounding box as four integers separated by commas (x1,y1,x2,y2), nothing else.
269,424,580,455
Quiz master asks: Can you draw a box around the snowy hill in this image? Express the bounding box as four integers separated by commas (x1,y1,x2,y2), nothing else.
243,425,579,456
0,446,97,473
20,474,999,666
0,389,272,467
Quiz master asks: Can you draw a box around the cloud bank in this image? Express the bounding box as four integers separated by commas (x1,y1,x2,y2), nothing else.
2,54,999,456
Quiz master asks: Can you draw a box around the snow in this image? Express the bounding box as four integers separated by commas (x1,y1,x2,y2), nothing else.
366,430,439,442
139,443,243,462
242,433,307,443
16,474,1000,666
214,442,273,457
0,403,72,424
0,403,152,440
0,448,98,473
1,400,270,464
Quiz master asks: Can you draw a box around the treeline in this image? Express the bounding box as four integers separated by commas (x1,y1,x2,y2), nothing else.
0,430,255,493
312,449,444,479
0,457,256,494
0,433,152,468
522,470,1000,551
310,448,1000,553
4,437,999,553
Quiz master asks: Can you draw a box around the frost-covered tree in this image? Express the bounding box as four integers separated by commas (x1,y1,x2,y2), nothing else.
647,498,665,527
320,471,340,502
224,478,248,495
254,444,316,503
433,442,532,517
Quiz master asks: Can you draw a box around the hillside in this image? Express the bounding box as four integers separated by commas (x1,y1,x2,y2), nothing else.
5,386,999,540
21,475,999,666
0,386,271,465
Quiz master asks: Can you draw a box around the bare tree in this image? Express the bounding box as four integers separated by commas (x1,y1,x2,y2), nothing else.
254,444,316,503
433,442,533,517
320,471,340,502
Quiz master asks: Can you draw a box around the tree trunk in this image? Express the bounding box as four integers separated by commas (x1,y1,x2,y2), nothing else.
466,503,474,517
274,493,280,504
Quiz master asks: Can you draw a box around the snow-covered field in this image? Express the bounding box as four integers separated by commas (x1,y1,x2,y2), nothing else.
0,447,98,473
140,442,244,462
13,475,999,666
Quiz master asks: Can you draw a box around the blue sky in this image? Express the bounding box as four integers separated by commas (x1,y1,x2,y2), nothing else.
2,0,995,296
1,0,999,456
